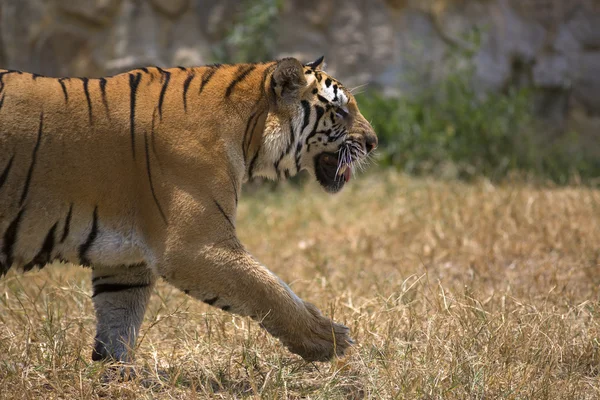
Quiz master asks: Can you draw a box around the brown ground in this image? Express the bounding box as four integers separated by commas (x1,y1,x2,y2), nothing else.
1,170,599,399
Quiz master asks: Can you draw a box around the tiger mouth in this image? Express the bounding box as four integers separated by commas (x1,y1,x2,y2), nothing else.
314,152,351,193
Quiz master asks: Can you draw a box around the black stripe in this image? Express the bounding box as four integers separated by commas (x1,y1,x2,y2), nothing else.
333,85,339,102
273,120,296,175
60,203,73,243
23,222,57,272
203,296,218,305
58,78,69,103
225,65,256,97
0,93,5,112
99,78,109,115
294,142,303,173
129,73,142,159
221,305,231,312
300,100,311,135
182,72,194,112
227,167,239,205
177,66,186,71
317,94,329,104
244,111,263,166
0,70,22,94
158,69,171,120
0,154,14,191
213,199,234,230
81,78,93,124
143,129,167,224
248,151,260,180
79,206,99,266
150,108,160,160
2,208,25,271
242,111,258,162
325,78,332,88
139,67,149,74
92,283,149,298
19,112,44,207
305,105,325,148
260,63,277,97
198,66,218,94
286,119,296,155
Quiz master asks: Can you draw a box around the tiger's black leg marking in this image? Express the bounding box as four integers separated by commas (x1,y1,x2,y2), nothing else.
225,64,256,97
0,154,14,191
91,264,155,362
213,199,235,230
2,208,25,274
79,206,99,266
58,78,69,103
99,78,109,115
92,283,150,298
198,66,218,94
19,112,44,207
60,203,73,243
143,129,167,224
128,73,142,159
157,69,171,120
182,72,194,112
81,78,93,124
23,222,57,272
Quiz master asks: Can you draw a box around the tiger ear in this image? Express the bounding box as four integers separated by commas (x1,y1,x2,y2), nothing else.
272,58,307,103
305,56,325,70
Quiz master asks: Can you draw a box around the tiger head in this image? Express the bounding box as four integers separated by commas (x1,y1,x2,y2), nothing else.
260,57,377,193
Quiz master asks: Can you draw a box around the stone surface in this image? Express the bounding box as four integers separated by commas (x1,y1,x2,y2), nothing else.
148,0,190,18
56,0,122,26
0,0,598,130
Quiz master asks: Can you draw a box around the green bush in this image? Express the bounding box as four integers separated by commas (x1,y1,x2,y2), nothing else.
356,63,600,185
214,0,283,63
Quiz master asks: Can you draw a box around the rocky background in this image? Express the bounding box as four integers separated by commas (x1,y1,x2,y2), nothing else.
0,0,599,133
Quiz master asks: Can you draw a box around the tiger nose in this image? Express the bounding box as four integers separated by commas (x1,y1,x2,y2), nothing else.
365,132,378,154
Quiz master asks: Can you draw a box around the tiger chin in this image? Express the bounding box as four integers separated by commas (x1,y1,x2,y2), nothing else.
0,56,377,364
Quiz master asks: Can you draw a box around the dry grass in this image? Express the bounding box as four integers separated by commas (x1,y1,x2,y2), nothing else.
1,170,599,399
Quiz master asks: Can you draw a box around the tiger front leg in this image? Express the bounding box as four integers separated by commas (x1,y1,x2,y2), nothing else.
159,242,353,362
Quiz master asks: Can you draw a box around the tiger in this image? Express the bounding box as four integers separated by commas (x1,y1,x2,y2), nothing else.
0,56,377,363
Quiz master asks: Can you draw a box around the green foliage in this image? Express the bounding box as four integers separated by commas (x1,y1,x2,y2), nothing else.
356,62,600,185
215,0,284,63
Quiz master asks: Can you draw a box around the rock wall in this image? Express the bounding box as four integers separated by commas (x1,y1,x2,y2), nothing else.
1,0,599,130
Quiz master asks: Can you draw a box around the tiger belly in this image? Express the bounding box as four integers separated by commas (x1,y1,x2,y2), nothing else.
0,221,147,275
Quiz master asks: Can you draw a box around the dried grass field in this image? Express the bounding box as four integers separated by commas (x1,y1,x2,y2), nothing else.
1,171,599,399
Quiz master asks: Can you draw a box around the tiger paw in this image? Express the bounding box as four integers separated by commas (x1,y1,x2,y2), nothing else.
284,302,354,362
